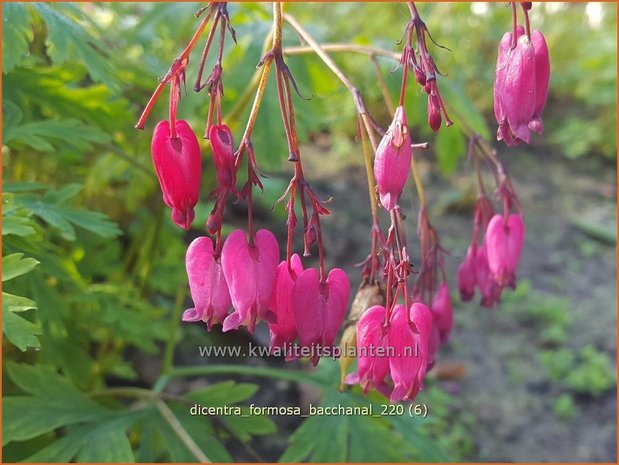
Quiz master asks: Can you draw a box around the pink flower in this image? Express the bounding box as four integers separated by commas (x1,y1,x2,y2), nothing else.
457,245,477,302
432,282,453,344
494,28,537,146
373,106,413,210
485,213,526,288
529,30,550,134
220,229,279,332
293,267,350,365
475,242,502,308
268,254,303,351
182,237,231,330
151,120,202,229
344,305,391,396
208,124,236,191
388,303,433,402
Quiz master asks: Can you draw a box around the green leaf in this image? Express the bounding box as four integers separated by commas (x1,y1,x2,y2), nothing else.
3,363,115,444
221,407,276,441
22,413,141,462
2,3,32,72
2,215,37,237
185,381,259,406
32,3,117,88
3,119,110,152
15,186,121,240
434,126,467,176
77,429,135,463
2,293,40,351
2,253,40,282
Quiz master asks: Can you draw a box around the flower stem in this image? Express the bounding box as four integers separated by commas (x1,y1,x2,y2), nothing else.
156,399,211,463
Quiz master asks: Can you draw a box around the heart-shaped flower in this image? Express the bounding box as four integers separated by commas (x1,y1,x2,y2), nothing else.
268,254,303,351
293,267,350,365
182,236,231,330
221,229,279,332
485,213,525,288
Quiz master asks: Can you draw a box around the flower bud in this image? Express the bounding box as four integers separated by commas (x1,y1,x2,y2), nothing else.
151,120,202,229
431,282,453,344
427,94,442,132
373,106,413,211
457,245,477,302
209,124,236,190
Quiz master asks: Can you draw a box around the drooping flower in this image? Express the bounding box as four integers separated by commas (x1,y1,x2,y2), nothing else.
268,254,303,351
293,267,350,365
182,237,231,330
431,281,454,344
529,30,550,134
373,106,413,211
388,303,433,402
494,29,537,146
220,229,279,332
457,244,477,302
344,305,391,396
208,124,236,191
475,242,502,308
151,120,202,229
485,213,526,288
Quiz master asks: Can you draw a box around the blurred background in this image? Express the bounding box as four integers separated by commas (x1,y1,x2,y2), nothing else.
2,2,616,462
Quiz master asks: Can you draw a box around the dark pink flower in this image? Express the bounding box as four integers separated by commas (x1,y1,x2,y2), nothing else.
208,124,236,191
485,213,526,288
373,106,413,211
182,237,231,330
220,229,279,332
268,254,303,351
529,30,550,134
475,242,502,308
293,267,350,365
151,120,202,229
494,28,539,146
344,305,391,396
457,245,477,302
431,282,453,344
427,93,442,132
388,303,433,402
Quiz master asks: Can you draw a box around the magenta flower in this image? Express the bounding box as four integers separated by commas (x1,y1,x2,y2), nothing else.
373,106,413,210
388,303,433,402
475,242,502,308
182,237,231,330
495,30,537,145
151,120,202,229
208,123,236,191
344,305,391,396
427,93,442,132
529,30,550,134
431,281,454,344
485,213,526,288
293,267,350,365
268,254,303,351
220,229,279,332
457,245,477,302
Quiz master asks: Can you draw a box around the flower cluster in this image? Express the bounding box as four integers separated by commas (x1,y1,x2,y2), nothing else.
494,3,550,146
345,303,433,402
136,1,547,403
457,193,525,308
